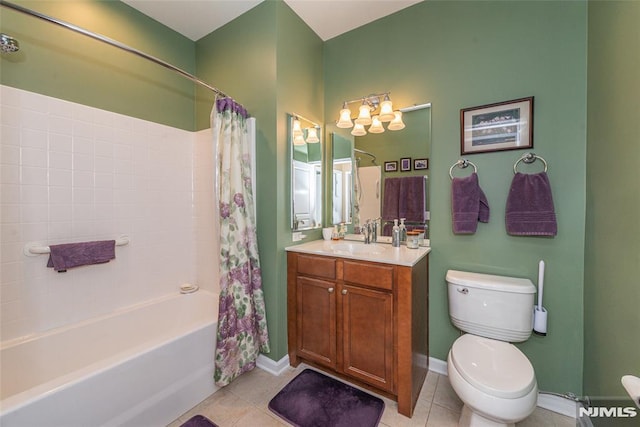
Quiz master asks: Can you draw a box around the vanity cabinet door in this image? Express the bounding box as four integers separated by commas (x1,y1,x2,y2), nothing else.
296,276,337,369
340,284,394,393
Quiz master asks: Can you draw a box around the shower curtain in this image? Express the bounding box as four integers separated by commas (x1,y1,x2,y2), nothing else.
211,98,270,387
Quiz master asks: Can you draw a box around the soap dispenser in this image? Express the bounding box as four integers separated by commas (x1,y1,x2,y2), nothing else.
339,223,346,239
399,218,407,243
392,219,401,247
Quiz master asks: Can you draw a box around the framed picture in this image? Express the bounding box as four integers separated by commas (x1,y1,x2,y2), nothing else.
414,158,429,170
460,96,533,155
384,161,398,172
400,157,412,172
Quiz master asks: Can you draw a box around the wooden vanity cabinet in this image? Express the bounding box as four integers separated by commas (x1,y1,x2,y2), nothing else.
287,251,429,418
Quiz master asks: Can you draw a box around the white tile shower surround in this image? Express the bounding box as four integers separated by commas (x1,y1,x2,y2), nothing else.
168,364,576,427
0,85,218,342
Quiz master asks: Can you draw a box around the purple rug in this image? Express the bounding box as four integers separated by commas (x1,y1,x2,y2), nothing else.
180,415,218,427
268,369,385,427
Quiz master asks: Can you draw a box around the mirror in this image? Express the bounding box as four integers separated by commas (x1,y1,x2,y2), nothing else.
331,104,431,236
289,113,323,231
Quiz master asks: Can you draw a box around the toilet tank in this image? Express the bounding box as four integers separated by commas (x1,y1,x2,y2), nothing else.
446,270,536,342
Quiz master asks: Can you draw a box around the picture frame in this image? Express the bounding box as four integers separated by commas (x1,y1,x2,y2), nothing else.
384,161,398,172
413,158,429,170
460,96,533,155
400,157,412,172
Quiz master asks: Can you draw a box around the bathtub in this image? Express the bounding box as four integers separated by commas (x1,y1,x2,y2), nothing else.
0,290,219,427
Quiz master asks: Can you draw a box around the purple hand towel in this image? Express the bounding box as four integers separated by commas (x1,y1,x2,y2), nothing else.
451,173,489,234
505,172,557,236
399,176,426,222
382,177,400,220
47,240,116,272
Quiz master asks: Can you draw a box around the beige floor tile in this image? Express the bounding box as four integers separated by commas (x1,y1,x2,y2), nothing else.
196,388,254,426
517,407,576,427
432,375,464,414
233,407,289,427
426,403,460,427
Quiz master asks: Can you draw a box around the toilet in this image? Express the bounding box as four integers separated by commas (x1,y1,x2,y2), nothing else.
446,270,538,427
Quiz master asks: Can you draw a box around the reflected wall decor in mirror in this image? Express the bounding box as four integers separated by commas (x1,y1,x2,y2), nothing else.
330,103,431,237
289,113,323,231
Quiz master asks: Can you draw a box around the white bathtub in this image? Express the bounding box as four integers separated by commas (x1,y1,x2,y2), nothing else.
0,290,219,427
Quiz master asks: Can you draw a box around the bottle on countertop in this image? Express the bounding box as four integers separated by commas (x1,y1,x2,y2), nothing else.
339,223,346,239
392,219,401,247
399,218,407,243
332,225,340,240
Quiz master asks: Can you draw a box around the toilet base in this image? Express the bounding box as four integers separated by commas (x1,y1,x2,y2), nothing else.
459,405,515,427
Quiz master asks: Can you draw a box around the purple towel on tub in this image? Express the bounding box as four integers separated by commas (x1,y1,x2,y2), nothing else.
506,172,557,236
451,173,489,234
47,240,116,272
399,176,426,222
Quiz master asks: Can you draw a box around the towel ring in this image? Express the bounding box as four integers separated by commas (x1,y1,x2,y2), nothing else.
449,159,478,180
513,152,548,174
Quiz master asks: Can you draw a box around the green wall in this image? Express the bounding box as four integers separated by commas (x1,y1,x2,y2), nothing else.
195,0,323,361
325,0,587,394
0,0,195,130
584,0,640,400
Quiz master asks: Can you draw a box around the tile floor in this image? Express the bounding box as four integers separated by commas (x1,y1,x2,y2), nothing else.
168,364,576,427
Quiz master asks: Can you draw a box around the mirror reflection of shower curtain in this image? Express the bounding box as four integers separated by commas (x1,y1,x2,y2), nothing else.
357,166,382,222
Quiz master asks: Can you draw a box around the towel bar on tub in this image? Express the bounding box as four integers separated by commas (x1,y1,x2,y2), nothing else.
449,159,478,180
24,235,130,256
513,152,548,174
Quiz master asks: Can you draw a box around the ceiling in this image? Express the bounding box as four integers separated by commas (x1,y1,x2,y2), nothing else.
122,0,423,42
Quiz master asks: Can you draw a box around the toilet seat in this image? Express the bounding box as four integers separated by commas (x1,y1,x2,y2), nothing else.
450,334,536,399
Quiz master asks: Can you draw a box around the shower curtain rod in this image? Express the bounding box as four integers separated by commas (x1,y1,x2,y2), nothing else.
0,0,229,98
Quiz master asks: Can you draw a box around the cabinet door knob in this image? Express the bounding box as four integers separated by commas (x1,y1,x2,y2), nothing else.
341,289,348,295
328,287,334,293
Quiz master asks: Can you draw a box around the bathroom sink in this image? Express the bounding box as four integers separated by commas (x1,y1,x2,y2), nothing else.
331,242,387,255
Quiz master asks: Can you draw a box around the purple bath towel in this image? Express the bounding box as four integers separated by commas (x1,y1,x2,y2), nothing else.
506,172,557,236
382,177,401,220
399,176,426,222
47,240,116,272
451,173,490,234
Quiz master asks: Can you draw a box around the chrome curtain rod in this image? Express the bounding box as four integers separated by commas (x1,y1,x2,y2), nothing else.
0,0,229,98
354,148,377,163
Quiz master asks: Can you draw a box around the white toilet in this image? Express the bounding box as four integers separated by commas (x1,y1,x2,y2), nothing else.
446,270,538,427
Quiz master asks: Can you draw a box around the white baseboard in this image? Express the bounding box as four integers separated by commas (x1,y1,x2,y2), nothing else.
428,356,448,376
428,357,577,419
256,354,290,376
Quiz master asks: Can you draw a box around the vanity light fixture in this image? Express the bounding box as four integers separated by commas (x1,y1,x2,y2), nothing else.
291,114,322,145
336,92,406,136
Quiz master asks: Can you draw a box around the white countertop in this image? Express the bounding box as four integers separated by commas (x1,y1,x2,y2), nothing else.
285,239,431,267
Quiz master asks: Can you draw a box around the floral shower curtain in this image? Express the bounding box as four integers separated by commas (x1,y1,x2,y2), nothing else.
212,98,270,387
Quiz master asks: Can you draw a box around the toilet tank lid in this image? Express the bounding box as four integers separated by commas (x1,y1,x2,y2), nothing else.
446,270,535,294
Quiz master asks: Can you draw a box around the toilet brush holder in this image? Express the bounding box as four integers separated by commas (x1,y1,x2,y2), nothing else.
533,306,548,336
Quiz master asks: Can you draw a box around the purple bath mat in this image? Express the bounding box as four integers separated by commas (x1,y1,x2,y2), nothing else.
180,414,218,427
268,369,385,427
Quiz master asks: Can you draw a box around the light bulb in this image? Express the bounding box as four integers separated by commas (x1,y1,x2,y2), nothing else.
387,111,405,131
378,95,394,122
306,127,319,143
351,123,367,136
337,106,353,128
292,119,303,137
368,115,385,133
355,102,372,126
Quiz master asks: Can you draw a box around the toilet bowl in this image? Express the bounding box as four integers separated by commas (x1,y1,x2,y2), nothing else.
447,334,538,427
445,270,538,427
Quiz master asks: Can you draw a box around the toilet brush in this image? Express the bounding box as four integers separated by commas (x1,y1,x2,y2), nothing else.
533,260,548,335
